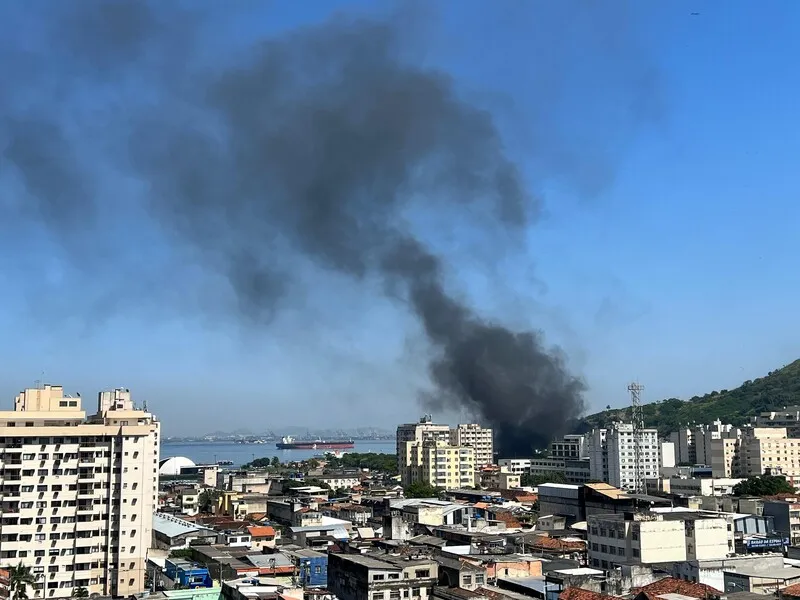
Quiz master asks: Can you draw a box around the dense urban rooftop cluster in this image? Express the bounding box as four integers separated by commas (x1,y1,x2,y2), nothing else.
7,387,800,600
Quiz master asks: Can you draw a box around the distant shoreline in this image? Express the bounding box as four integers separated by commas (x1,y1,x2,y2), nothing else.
162,438,394,444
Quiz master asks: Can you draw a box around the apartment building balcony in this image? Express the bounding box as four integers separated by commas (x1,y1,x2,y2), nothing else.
77,488,97,499
75,520,101,532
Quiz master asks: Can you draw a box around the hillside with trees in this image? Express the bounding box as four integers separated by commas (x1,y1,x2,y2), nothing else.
579,359,800,436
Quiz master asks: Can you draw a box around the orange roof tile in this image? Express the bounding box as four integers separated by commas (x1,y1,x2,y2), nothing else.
530,535,585,551
247,525,276,538
780,583,800,597
634,577,722,600
559,588,614,600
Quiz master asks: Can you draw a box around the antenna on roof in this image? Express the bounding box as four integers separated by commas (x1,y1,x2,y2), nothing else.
628,382,646,496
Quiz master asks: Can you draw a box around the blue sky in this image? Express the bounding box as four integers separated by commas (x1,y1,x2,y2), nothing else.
2,1,800,436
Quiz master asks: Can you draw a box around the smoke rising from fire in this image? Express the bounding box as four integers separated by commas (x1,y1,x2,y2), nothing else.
0,1,659,454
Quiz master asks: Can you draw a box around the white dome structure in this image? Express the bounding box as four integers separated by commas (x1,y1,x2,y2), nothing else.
158,456,196,476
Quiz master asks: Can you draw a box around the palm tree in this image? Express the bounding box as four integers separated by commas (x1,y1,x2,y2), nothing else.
71,587,89,599
9,563,35,600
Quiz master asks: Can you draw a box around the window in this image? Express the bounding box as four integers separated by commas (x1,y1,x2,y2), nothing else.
632,548,640,558
475,575,484,585
389,592,401,600
412,588,421,597
415,570,430,579
373,574,385,581
463,575,472,585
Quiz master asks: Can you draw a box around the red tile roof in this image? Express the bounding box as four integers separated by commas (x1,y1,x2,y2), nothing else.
529,535,585,551
247,525,276,538
559,588,614,600
634,577,722,600
781,583,800,597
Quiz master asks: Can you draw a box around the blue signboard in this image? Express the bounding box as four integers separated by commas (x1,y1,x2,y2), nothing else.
746,537,789,549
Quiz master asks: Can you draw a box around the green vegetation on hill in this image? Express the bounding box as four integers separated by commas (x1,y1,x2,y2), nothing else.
580,359,800,435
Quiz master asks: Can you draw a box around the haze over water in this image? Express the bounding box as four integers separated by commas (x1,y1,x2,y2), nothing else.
162,440,397,466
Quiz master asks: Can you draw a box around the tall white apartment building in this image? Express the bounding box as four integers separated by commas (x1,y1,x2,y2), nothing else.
588,423,661,491
0,385,159,599
396,416,451,484
449,423,493,466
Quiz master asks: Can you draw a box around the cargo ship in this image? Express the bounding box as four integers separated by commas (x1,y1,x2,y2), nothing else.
276,435,354,450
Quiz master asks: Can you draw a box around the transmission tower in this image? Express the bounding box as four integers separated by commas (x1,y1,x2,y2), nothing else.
628,382,646,494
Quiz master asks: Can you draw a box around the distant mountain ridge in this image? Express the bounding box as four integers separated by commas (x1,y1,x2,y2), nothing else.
579,359,800,435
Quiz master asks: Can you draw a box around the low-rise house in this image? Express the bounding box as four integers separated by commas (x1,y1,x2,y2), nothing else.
224,471,277,494
283,548,329,588
327,502,372,527
268,499,323,527
291,516,353,549
189,545,260,581
247,525,277,550
328,551,439,600
218,493,271,519
164,558,214,589
724,565,800,595
318,473,362,490
222,576,304,600
435,556,487,590
153,513,219,550
384,499,475,541
224,528,252,548
667,554,783,592
179,488,201,515
479,467,521,491
242,553,296,579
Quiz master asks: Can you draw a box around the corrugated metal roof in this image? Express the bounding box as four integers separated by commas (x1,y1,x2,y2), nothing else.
152,513,216,539
245,553,294,569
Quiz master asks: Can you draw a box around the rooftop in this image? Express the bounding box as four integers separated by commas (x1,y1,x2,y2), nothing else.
153,513,216,539
634,577,722,600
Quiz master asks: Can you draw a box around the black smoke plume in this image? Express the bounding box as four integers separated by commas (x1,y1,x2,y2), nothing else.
0,1,659,454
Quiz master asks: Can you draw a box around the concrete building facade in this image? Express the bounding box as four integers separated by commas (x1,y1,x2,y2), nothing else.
403,441,475,490
449,424,493,467
0,385,159,598
588,423,662,491
328,552,438,600
587,512,729,570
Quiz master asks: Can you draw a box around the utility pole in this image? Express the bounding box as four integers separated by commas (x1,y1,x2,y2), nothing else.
628,382,646,495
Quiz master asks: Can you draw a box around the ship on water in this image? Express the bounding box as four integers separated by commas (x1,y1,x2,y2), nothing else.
276,435,354,450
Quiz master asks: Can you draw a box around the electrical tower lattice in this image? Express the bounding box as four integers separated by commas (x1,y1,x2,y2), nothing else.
628,382,646,494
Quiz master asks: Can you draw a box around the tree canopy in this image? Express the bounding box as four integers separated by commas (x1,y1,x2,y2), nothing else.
404,481,440,498
324,452,398,475
522,472,566,486
733,473,795,496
